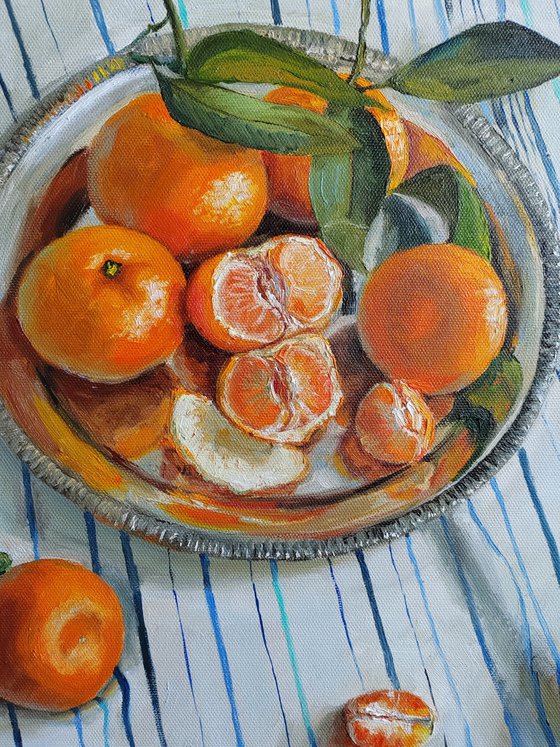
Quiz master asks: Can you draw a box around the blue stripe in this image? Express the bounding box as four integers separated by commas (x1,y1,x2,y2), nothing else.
249,561,292,747
88,0,115,56
495,0,506,20
444,0,453,21
405,536,474,747
305,0,312,28
120,533,168,747
269,560,317,747
270,0,282,25
519,448,560,586
7,704,22,747
389,545,448,747
3,0,40,99
329,0,341,35
83,514,136,747
468,501,557,746
167,552,206,747
177,0,189,27
440,516,531,746
113,668,136,747
21,464,39,560
491,476,560,684
73,710,86,747
407,0,419,51
200,554,245,747
355,549,400,689
327,559,364,688
508,97,530,158
95,697,111,747
432,0,450,41
375,0,390,56
146,1,155,23
522,92,560,211
39,0,63,62
0,72,16,122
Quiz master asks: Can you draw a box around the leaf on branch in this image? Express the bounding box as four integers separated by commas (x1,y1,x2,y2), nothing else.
154,64,360,155
388,21,560,102
188,29,386,109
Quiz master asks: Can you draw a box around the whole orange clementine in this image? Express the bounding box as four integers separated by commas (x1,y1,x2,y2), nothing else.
17,225,187,382
262,81,408,224
87,93,268,259
357,244,508,394
0,558,124,712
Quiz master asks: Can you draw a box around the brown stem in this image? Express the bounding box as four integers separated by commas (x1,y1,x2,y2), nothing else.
348,0,371,84
162,0,189,75
102,259,122,278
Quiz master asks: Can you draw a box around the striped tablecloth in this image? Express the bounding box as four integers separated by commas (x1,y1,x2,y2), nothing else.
2,0,560,744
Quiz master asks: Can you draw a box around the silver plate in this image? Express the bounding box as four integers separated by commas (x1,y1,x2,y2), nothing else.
1,25,559,560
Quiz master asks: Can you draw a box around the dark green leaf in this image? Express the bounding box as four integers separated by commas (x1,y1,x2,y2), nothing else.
154,65,359,155
388,21,560,102
188,29,383,109
462,351,523,424
309,106,390,273
0,552,12,575
396,165,492,260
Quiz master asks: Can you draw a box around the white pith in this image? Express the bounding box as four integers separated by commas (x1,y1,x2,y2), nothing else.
170,392,308,494
218,334,344,444
211,236,342,343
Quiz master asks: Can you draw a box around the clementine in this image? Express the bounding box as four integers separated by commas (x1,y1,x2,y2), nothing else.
217,334,343,444
262,81,408,224
355,381,435,464
186,235,343,352
403,118,475,186
17,225,187,382
344,690,435,746
0,559,124,712
357,244,508,394
87,93,268,259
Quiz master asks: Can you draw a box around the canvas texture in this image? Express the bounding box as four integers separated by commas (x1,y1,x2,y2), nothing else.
1,0,560,745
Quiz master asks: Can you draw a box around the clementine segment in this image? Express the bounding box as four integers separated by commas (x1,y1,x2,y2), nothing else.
17,225,187,382
357,244,508,394
262,82,408,223
217,334,343,444
88,93,268,259
354,381,436,464
186,235,343,352
0,559,124,712
344,689,435,746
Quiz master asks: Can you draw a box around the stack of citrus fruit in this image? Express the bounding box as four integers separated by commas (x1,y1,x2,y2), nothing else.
13,79,509,497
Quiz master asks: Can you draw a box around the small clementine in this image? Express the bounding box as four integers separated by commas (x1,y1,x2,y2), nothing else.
0,559,124,712
17,225,187,382
88,93,268,259
358,244,508,394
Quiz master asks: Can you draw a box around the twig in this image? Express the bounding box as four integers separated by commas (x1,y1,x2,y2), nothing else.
348,0,371,84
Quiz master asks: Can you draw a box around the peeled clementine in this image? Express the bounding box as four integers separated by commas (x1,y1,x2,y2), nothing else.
262,81,408,224
185,235,343,352
88,93,268,259
217,334,343,444
0,559,124,712
358,244,508,394
17,225,187,382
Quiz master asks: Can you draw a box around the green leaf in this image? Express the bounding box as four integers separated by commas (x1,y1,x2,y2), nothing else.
396,165,492,260
154,64,359,155
0,552,12,575
388,21,560,102
187,29,384,109
309,106,390,273
462,351,523,424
